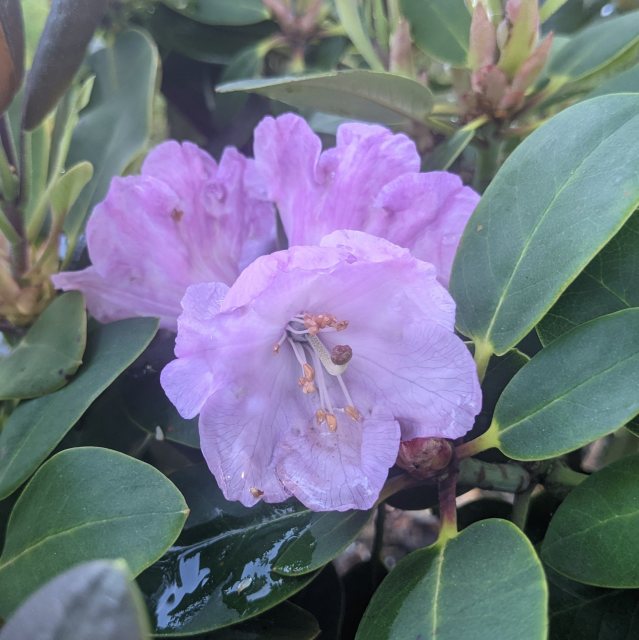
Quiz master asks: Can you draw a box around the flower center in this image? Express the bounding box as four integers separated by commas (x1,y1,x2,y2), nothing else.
273,313,361,431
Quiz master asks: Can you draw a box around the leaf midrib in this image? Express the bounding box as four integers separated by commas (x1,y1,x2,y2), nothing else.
0,510,188,572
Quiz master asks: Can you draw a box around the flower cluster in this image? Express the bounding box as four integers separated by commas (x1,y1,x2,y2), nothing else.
54,114,482,511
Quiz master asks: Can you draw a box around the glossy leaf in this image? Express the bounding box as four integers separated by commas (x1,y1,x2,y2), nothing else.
22,0,109,130
400,0,471,66
0,560,151,640
0,447,188,616
64,28,158,247
274,508,372,576
542,454,639,588
548,11,639,86
160,0,268,26
538,212,639,345
489,310,639,460
356,519,547,640
547,568,639,640
0,318,158,500
139,467,363,636
335,0,384,71
205,602,320,640
217,70,434,125
0,292,86,400
450,94,639,355
123,368,199,449
0,0,24,114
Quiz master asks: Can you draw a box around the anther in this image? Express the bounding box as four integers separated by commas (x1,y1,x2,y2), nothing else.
345,405,362,422
326,413,338,432
303,363,315,381
331,344,352,366
316,409,326,424
250,487,264,498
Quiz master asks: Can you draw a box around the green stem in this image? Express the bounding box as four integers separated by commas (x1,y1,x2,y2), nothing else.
539,460,587,499
458,457,531,493
473,340,493,383
455,425,500,459
473,137,501,193
437,469,458,543
0,114,17,170
511,483,535,530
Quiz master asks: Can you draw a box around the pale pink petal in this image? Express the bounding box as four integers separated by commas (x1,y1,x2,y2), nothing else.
277,415,401,511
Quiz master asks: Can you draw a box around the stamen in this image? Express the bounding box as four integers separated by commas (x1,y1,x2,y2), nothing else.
309,347,334,414
273,332,287,353
326,413,338,432
345,405,362,422
250,487,264,498
303,363,315,381
316,409,326,424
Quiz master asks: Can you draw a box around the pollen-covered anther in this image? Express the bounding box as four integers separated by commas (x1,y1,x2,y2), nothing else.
273,343,280,353
345,405,362,422
303,363,315,381
326,413,338,432
334,319,349,331
331,344,353,365
250,487,264,498
316,409,326,425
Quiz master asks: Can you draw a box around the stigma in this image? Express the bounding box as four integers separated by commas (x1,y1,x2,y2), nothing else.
274,312,361,432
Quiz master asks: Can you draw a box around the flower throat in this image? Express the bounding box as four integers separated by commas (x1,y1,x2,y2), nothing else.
273,313,361,431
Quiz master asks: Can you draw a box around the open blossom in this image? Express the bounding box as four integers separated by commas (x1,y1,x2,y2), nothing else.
161,231,481,511
52,141,275,330
253,113,479,287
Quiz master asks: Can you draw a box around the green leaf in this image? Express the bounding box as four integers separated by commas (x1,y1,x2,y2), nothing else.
0,292,86,400
542,454,639,588
548,11,639,86
50,161,93,220
490,310,639,460
64,28,159,247
547,567,639,640
160,0,268,26
335,0,384,71
399,0,471,66
204,602,320,640
217,70,434,125
147,5,276,65
0,447,188,616
422,126,475,171
140,466,361,635
0,560,151,640
0,0,24,114
273,508,372,576
0,318,158,500
538,212,639,345
22,0,109,130
355,519,547,640
588,63,639,98
450,94,639,355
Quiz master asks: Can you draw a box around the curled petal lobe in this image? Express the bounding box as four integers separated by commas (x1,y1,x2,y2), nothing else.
53,141,275,330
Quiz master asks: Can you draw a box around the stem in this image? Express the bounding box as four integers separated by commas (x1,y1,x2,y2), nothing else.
511,483,535,530
458,457,531,493
455,425,500,459
539,459,587,499
437,469,458,543
473,137,501,193
377,473,424,503
473,340,493,383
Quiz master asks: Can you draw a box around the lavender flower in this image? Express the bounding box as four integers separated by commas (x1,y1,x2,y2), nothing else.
161,231,481,511
253,113,479,286
53,141,275,329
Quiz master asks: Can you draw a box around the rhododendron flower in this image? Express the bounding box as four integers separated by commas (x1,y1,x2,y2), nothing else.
253,113,479,286
161,231,481,511
53,141,274,329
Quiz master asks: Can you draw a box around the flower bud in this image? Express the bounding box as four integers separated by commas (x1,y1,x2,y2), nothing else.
396,437,454,480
